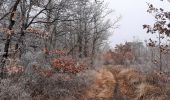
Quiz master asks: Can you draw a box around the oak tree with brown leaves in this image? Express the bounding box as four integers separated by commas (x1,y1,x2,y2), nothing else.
143,1,170,73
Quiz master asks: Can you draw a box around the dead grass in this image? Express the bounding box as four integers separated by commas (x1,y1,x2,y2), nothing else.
84,68,116,100
0,65,169,100
136,83,162,100
103,65,170,100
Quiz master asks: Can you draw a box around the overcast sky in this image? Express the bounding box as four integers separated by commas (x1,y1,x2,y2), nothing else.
105,0,170,47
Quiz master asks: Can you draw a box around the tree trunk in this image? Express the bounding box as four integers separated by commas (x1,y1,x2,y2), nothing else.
0,0,21,79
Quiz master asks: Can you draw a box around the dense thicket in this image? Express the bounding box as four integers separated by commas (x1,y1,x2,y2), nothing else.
0,0,117,78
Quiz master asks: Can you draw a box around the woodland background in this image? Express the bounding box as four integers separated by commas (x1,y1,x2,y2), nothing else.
0,0,170,100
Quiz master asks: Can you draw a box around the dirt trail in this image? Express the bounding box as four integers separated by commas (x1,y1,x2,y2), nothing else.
83,65,170,100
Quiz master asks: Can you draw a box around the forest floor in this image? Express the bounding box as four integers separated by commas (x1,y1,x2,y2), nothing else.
81,65,170,100
0,65,170,100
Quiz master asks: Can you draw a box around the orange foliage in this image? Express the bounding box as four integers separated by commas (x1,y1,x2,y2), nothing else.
25,27,49,38
51,58,86,74
32,64,53,77
39,69,53,77
6,65,24,75
5,59,24,75
42,48,66,55
43,48,86,74
104,42,134,65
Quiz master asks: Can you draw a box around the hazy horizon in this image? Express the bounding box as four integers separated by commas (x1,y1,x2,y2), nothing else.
105,0,170,47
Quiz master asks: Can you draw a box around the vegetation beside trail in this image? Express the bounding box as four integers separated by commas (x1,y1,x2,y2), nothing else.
0,0,170,100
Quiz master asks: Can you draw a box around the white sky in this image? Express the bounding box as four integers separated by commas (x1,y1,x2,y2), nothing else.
105,0,170,47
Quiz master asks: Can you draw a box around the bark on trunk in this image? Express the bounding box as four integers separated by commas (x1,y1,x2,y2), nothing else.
0,0,21,79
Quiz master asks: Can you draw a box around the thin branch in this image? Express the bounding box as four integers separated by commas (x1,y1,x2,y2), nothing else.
26,0,52,28
0,12,11,21
31,18,80,24
26,8,46,28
